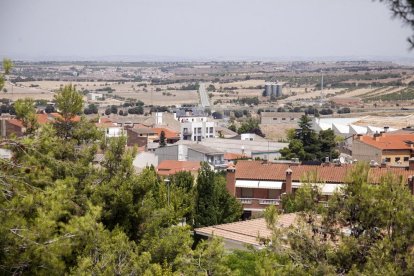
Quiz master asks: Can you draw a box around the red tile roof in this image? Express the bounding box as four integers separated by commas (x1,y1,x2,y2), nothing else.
224,152,247,160
157,160,201,176
195,213,297,247
152,127,179,139
99,117,113,123
358,134,414,150
7,114,51,128
49,113,81,122
234,160,414,184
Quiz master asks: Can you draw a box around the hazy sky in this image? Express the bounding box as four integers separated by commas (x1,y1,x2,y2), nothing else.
0,0,413,60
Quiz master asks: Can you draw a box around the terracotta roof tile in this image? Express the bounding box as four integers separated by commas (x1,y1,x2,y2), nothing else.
99,117,113,123
195,213,297,246
157,160,201,176
152,127,179,139
7,114,50,128
49,113,81,122
224,152,247,160
235,160,414,184
358,134,414,150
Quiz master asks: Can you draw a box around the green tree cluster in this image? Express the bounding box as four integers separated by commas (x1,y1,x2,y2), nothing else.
0,98,242,274
237,118,265,137
280,115,339,161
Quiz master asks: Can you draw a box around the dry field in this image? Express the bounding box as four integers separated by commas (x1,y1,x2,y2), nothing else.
1,83,54,101
260,124,296,141
114,90,199,106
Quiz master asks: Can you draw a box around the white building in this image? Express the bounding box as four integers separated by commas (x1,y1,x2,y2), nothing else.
96,118,125,138
87,93,103,101
175,107,216,142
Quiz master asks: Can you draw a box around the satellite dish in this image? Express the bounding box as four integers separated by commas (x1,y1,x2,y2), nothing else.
339,156,345,164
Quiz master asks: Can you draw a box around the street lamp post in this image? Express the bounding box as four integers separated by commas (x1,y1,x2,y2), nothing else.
164,178,170,206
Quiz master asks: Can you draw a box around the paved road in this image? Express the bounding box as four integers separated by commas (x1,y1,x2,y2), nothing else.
198,83,211,108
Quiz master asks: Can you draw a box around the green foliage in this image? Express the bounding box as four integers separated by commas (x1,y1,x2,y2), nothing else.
206,84,216,92
159,130,166,147
228,123,237,132
260,162,414,275
280,115,339,161
128,105,144,114
83,103,98,114
237,118,265,137
366,88,414,102
0,74,4,91
14,98,39,134
55,84,83,122
194,163,242,227
2,58,13,75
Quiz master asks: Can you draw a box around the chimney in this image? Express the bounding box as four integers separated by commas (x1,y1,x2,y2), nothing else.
285,167,293,194
409,157,414,171
226,165,236,196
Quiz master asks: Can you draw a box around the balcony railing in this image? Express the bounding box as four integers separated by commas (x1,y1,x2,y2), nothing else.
239,198,252,204
259,199,280,205
237,198,280,206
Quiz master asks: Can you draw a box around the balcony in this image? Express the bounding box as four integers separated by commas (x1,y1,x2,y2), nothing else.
239,198,252,204
237,198,280,206
259,199,280,205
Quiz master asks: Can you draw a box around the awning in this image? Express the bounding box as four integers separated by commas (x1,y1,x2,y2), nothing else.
321,184,343,195
291,182,343,195
235,180,259,188
259,181,283,189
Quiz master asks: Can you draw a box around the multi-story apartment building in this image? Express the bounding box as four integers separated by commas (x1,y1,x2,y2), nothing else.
175,108,215,141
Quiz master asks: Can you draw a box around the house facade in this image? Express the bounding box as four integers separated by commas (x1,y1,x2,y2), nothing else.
226,160,414,217
352,133,414,167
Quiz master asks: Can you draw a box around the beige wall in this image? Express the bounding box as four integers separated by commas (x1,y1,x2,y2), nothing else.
352,140,382,163
382,149,411,166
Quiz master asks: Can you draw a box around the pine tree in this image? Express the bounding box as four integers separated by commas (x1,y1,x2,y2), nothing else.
159,130,166,147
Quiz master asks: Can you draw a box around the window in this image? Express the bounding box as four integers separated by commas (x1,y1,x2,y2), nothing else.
210,127,213,133
273,118,277,120
282,118,286,121
197,136,201,141
404,157,410,162
206,127,208,133
241,188,253,198
268,189,278,199
193,136,196,141
193,128,197,134
385,158,391,162
395,157,401,162
197,127,202,134
291,118,295,121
